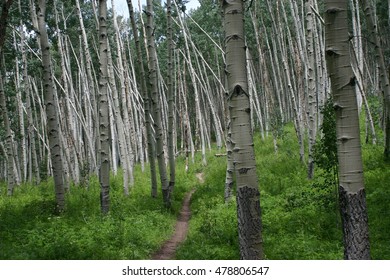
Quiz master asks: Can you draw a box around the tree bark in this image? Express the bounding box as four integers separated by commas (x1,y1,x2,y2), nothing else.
127,0,158,198
167,0,176,197
0,0,16,195
324,0,370,259
98,0,110,214
76,0,98,173
306,0,317,179
146,0,170,207
36,0,66,212
222,0,263,260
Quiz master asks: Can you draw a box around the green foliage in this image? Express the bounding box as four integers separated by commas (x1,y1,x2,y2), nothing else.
362,144,390,259
177,125,343,259
310,98,339,213
176,152,240,259
0,159,198,259
367,95,384,130
313,98,338,176
1,124,389,260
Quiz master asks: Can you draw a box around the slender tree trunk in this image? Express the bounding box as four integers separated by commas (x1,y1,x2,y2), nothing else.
76,0,98,173
127,0,158,198
306,0,317,179
98,0,110,214
175,2,207,166
146,0,170,207
360,0,390,160
0,65,15,196
324,0,370,259
222,0,263,260
35,0,66,212
0,0,16,195
54,0,79,184
167,0,176,197
13,32,27,183
350,0,364,112
110,0,132,194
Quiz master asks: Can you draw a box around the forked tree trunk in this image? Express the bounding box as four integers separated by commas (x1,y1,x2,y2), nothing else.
98,0,110,214
36,0,66,212
324,0,370,259
222,0,263,260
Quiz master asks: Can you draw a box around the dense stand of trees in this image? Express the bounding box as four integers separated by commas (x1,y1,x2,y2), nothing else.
1,0,390,259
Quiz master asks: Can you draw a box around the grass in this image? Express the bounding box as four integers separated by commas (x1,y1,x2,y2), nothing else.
0,158,200,259
1,123,389,259
177,123,390,259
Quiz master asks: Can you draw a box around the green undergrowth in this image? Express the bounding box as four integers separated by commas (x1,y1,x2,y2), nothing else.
177,123,390,259
1,123,389,260
0,158,199,260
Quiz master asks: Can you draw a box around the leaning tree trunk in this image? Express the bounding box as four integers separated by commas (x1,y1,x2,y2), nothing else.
98,0,110,215
36,0,66,212
222,0,263,260
324,0,370,259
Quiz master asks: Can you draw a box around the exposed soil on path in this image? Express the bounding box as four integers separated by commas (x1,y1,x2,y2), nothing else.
151,173,203,260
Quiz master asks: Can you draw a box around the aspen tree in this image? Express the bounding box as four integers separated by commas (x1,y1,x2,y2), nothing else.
107,41,129,194
324,0,370,259
0,67,15,195
127,0,158,198
110,0,133,194
16,0,40,183
306,0,317,179
53,0,80,184
12,30,27,183
175,1,207,166
178,56,194,169
98,0,110,214
35,0,66,211
167,0,176,194
261,18,284,128
349,0,376,144
0,0,16,195
76,0,98,173
350,0,363,112
222,0,263,259
146,0,170,207
250,8,270,137
360,0,390,160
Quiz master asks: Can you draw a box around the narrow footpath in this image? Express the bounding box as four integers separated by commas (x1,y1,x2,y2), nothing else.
151,173,204,260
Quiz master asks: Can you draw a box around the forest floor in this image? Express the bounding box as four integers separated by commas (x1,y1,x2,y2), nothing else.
2,124,389,260
151,173,204,259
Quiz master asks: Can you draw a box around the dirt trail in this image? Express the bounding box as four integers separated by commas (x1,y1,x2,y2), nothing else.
151,173,203,260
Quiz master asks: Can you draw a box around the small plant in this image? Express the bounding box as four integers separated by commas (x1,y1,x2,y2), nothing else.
310,97,339,215
313,97,338,178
